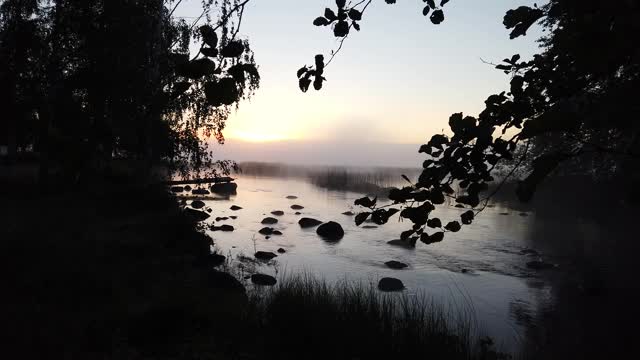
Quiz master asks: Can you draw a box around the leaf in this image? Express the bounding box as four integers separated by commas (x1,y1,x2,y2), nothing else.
440,0,450,6
297,66,308,78
422,6,430,16
204,78,239,107
421,232,444,245
325,8,337,21
315,54,325,73
503,6,544,39
299,77,312,92
176,58,216,79
461,210,475,225
401,229,415,241
355,212,371,226
313,17,330,26
221,41,244,57
445,221,462,232
336,0,346,9
334,20,349,37
199,25,218,48
353,22,360,31
354,196,377,208
430,9,445,24
348,8,362,21
426,0,436,9
201,47,218,57
313,76,324,90
427,218,442,228
372,208,399,225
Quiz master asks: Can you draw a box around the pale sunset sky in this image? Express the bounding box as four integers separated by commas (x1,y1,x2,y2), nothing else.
174,0,544,166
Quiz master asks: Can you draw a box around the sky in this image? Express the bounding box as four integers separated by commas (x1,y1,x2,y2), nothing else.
174,0,544,166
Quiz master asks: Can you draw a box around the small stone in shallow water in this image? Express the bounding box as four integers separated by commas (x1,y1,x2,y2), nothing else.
192,188,210,195
206,209,212,213
277,248,286,253
298,217,323,228
191,200,206,209
519,212,529,217
215,217,229,221
229,216,237,219
170,186,184,193
291,204,304,210
272,230,283,236
254,251,278,261
362,225,378,229
378,277,405,292
500,212,510,216
295,212,302,215
271,210,285,216
210,224,234,232
384,261,408,269
259,227,275,235
251,273,277,286
387,239,415,249
184,185,192,191
286,195,298,199
342,211,355,216
230,205,243,211
261,217,278,225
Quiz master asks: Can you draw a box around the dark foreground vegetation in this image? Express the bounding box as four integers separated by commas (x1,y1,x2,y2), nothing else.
1,182,500,359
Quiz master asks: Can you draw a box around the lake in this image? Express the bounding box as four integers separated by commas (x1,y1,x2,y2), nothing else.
186,171,636,356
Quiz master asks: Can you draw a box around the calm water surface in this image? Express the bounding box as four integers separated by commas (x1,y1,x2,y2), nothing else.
198,175,557,352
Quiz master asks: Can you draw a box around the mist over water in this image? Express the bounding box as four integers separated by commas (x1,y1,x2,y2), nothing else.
211,139,425,167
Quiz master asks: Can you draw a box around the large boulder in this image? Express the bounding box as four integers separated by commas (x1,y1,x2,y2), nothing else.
378,277,405,292
385,261,408,269
316,221,344,241
255,251,278,261
251,273,277,286
261,217,278,225
211,182,238,194
298,217,323,228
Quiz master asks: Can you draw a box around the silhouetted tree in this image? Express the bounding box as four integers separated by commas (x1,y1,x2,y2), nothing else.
298,0,640,245
0,0,259,184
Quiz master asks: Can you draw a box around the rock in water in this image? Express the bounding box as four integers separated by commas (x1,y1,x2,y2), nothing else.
255,251,278,261
184,208,210,222
342,211,355,216
211,182,238,194
251,274,277,286
272,230,283,236
229,216,237,219
259,227,275,235
261,217,278,225
230,205,243,211
378,277,405,292
384,261,408,269
387,239,415,249
271,210,285,216
291,204,304,210
316,221,344,241
191,200,206,209
192,188,210,195
170,186,184,193
184,185,192,191
210,224,234,232
298,217,323,228
295,212,302,215
362,225,378,229
277,248,286,253
286,195,298,199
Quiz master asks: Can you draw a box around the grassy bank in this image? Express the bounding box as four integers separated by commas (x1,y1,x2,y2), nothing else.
1,182,500,359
